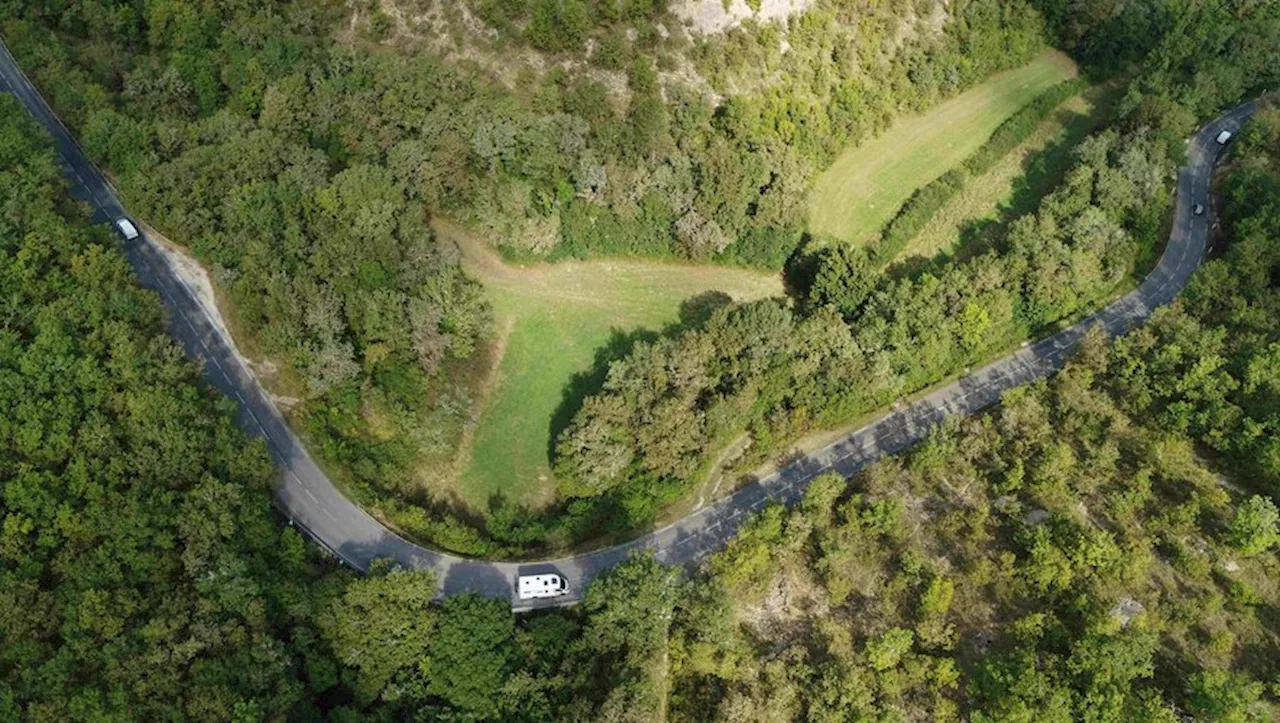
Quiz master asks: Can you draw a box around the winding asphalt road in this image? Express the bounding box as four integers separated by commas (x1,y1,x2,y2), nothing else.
0,35,1255,610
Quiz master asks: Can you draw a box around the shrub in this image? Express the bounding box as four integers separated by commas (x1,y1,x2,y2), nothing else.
871,78,1088,265
1227,496,1279,556
873,168,969,264
964,79,1089,175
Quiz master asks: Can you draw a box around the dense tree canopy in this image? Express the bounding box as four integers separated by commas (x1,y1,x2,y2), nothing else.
0,105,722,720
552,0,1280,541
2,10,1280,719
4,0,1277,561
0,0,1071,553
663,196,1280,714
0,92,329,721
554,117,1171,525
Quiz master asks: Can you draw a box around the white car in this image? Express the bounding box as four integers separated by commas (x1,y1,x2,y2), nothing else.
115,218,140,240
1215,130,1232,145
1193,203,1205,216
517,573,568,600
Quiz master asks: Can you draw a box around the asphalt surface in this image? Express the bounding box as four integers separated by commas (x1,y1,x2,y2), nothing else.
0,35,1255,611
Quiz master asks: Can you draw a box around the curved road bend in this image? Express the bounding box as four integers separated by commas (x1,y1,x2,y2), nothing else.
0,36,1254,609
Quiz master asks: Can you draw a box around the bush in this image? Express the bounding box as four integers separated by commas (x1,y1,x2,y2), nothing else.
1227,496,1279,556
873,168,969,264
964,79,1089,174
809,241,877,316
593,29,630,69
871,79,1088,265
527,0,591,53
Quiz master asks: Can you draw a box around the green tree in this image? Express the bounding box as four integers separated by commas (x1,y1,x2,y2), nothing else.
585,553,678,661
1227,496,1279,557
1187,670,1267,723
426,593,517,715
809,242,876,317
866,627,914,671
319,565,438,703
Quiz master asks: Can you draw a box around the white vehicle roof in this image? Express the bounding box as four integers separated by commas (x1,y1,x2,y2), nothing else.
517,573,567,600
1215,130,1232,144
115,218,139,240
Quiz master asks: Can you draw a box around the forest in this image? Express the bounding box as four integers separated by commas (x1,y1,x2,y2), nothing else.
0,0,1277,554
0,93,327,719
3,85,1278,719
0,90,745,722
0,0,1072,552
551,0,1280,545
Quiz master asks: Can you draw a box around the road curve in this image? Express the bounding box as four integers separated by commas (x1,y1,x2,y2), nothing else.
0,35,1255,610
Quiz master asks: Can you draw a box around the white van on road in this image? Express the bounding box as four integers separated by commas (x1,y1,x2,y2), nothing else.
517,574,568,600
1216,130,1233,145
115,218,140,240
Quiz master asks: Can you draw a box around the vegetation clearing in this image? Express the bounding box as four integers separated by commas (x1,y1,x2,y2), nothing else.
807,50,1078,244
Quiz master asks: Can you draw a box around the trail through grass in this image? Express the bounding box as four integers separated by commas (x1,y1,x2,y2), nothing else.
806,50,1079,243
898,82,1121,261
434,219,783,512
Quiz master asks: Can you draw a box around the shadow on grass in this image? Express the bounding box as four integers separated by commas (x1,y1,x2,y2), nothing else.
469,291,744,555
544,290,736,470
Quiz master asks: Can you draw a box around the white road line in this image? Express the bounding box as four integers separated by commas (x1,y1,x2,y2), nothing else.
3,38,1249,605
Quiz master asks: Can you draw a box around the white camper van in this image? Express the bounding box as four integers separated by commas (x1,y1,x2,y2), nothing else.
517,574,568,600
1216,130,1232,145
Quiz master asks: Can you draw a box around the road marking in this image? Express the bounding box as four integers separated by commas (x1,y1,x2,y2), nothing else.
4,37,1249,606
729,118,1242,510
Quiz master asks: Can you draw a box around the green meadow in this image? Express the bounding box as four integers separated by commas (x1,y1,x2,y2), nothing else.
807,50,1079,244
435,220,782,510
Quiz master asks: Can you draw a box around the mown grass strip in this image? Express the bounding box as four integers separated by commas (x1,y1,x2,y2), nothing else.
870,78,1090,265
903,84,1121,261
807,52,1078,243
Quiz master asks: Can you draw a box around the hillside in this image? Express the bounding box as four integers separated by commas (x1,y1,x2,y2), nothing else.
0,0,1055,553
1,0,1279,720
7,96,1276,720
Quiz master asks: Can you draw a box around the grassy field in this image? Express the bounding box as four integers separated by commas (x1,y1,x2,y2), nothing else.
434,219,783,511
806,50,1079,244
898,83,1120,261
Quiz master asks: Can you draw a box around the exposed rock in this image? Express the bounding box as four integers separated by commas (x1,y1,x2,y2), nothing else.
972,629,995,655
673,0,814,36
1110,597,1145,628
1024,508,1050,525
